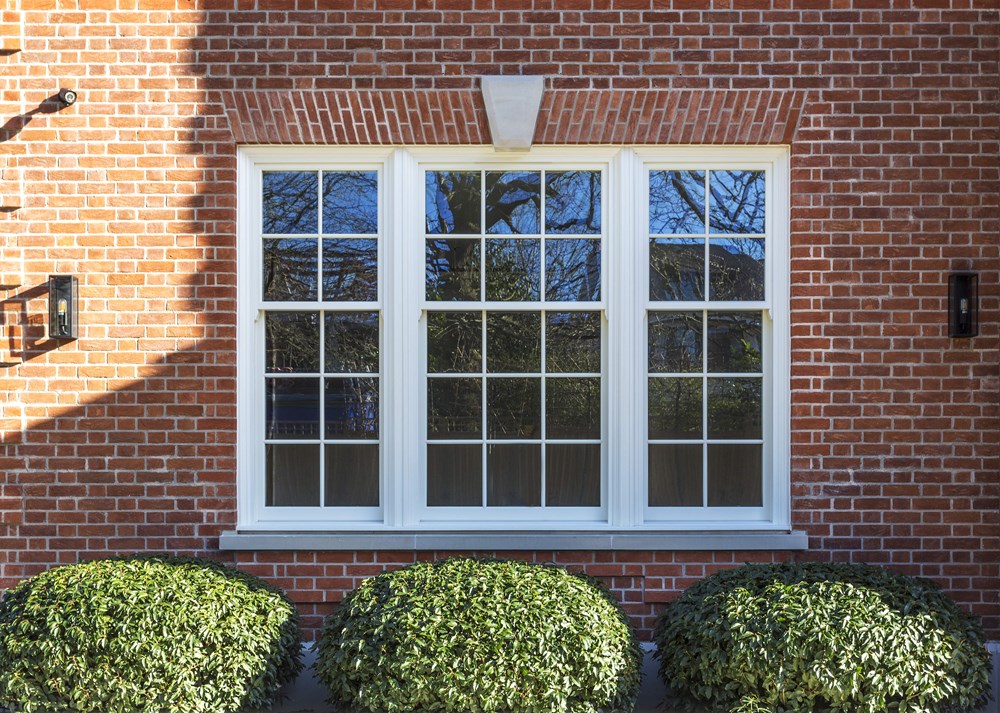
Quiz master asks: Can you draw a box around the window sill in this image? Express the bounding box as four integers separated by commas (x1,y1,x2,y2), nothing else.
218,529,809,551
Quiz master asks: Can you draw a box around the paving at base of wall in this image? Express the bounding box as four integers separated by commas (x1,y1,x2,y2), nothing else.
257,644,1000,713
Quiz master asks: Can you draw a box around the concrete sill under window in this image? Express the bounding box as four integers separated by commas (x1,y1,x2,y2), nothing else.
218,530,809,551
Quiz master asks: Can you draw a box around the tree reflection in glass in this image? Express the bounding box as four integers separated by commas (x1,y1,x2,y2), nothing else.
325,312,379,374
709,171,765,235
648,312,702,373
546,239,600,301
323,239,377,301
546,171,601,234
707,312,762,373
485,239,541,301
263,239,317,301
487,312,540,373
427,378,482,439
650,238,704,301
649,170,705,234
707,378,762,439
266,312,319,373
322,171,378,234
709,239,764,301
546,377,600,439
426,171,481,234
263,171,318,234
648,377,702,440
426,239,480,301
324,378,379,439
428,312,482,374
546,312,601,373
487,378,541,439
266,378,320,439
486,171,541,234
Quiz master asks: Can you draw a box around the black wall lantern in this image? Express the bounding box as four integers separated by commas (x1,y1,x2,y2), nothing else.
948,273,978,338
48,275,79,340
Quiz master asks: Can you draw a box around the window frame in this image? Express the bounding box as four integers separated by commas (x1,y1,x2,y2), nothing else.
236,146,790,533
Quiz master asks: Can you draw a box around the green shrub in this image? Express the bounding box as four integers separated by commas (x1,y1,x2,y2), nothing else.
315,557,641,713
0,555,303,713
653,562,992,713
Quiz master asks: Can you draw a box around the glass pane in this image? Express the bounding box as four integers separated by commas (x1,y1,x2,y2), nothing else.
487,444,541,506
648,444,703,507
487,378,541,439
648,377,702,440
545,239,600,301
426,171,481,234
709,170,765,234
266,444,320,506
323,171,378,234
546,377,600,439
707,312,762,373
426,239,481,301
263,171,318,235
546,444,600,507
707,378,762,439
650,238,704,301
325,312,379,374
708,443,762,506
428,378,482,440
263,239,318,301
427,444,482,506
266,378,320,439
648,312,702,373
485,239,541,301
486,171,541,234
322,239,377,302
428,312,482,374
487,312,541,373
649,170,705,234
546,312,601,373
546,171,601,234
325,444,379,506
265,312,319,373
325,378,379,440
709,239,765,301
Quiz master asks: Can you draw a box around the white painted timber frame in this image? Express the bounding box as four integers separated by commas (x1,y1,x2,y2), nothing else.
232,146,794,546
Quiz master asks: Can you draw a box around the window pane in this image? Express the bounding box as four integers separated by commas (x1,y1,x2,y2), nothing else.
266,444,320,506
325,377,379,440
650,238,704,301
709,239,765,302
709,170,765,234
545,238,600,301
325,444,379,506
322,239,377,302
426,171,481,234
649,170,705,234
426,239,481,301
707,378,762,439
487,312,541,373
487,444,541,506
486,171,541,235
266,378,320,439
648,377,702,440
323,171,378,234
266,312,319,373
648,444,702,507
546,171,601,234
546,312,601,373
325,312,379,374
485,238,541,301
263,238,318,301
428,312,482,374
487,378,541,439
263,171,318,235
708,443,762,506
546,444,600,507
707,312,762,373
648,312,702,373
546,377,600,439
427,444,482,506
428,378,482,440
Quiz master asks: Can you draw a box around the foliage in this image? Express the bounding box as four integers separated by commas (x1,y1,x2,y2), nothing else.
0,555,303,713
653,562,992,713
315,558,642,713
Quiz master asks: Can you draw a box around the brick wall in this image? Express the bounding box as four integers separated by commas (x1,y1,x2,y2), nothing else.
0,0,997,639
